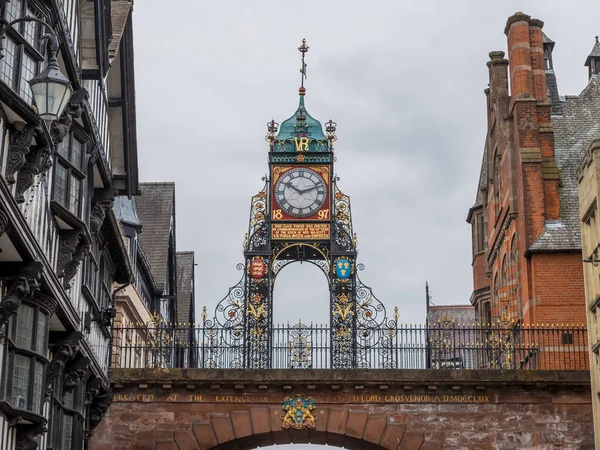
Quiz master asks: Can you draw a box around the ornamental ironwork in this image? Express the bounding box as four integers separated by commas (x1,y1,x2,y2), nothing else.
114,321,589,371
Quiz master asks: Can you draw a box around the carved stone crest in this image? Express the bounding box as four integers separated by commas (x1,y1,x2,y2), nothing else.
281,394,316,430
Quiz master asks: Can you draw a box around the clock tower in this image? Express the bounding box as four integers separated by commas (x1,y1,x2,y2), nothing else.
213,40,389,369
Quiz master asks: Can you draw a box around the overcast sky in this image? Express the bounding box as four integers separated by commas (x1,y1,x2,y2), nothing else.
132,0,599,329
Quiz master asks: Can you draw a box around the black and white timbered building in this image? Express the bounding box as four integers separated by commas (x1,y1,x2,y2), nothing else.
0,0,138,448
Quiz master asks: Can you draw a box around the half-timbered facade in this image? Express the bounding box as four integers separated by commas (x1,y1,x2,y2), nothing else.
0,0,138,448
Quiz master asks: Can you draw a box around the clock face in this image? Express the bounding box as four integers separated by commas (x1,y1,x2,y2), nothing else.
274,168,327,218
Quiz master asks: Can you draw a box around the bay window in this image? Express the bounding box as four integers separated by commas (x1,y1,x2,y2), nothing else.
48,373,85,450
2,303,49,415
54,133,87,219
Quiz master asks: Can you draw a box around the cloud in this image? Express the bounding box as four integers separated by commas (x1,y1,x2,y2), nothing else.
132,0,599,331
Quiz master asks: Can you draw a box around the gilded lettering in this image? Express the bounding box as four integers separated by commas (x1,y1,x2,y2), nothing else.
166,394,178,401
189,395,204,402
293,137,310,151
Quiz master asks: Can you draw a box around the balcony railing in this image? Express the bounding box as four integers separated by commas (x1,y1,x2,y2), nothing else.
112,321,589,370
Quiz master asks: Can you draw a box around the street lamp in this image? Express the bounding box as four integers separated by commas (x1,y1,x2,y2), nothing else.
0,17,72,121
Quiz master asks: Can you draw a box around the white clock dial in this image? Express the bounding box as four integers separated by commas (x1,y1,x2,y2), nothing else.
274,168,327,218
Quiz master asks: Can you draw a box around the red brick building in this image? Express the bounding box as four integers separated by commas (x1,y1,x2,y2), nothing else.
467,12,600,326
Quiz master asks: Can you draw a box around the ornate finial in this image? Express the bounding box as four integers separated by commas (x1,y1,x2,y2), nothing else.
265,119,279,147
596,36,599,43
299,38,309,94
325,119,337,150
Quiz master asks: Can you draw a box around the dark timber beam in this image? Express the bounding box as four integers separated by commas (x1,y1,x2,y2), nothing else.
0,261,43,278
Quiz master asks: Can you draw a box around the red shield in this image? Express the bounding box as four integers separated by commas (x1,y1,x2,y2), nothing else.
250,258,266,279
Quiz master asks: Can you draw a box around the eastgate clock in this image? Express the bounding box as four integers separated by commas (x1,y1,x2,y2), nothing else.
274,167,327,218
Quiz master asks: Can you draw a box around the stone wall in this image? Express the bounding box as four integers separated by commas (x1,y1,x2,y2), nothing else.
89,369,594,450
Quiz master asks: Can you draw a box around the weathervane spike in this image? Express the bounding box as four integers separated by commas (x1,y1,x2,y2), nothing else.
298,38,309,90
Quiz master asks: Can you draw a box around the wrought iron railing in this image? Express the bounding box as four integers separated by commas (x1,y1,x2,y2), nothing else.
112,321,589,370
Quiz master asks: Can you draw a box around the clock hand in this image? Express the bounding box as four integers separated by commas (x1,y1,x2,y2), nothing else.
296,184,318,195
283,181,302,194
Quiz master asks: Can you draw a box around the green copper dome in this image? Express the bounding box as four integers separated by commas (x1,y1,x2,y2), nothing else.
277,95,326,141
270,89,329,157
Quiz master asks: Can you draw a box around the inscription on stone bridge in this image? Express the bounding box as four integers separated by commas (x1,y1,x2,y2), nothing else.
113,393,491,404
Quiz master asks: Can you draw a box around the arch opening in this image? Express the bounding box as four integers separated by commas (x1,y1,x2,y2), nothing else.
272,259,330,326
210,430,386,450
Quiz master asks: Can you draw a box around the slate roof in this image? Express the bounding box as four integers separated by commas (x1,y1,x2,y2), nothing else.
530,76,600,251
135,183,175,290
176,252,195,325
467,142,487,222
475,143,488,206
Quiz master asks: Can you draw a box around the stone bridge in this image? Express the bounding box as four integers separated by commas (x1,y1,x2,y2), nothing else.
89,369,593,450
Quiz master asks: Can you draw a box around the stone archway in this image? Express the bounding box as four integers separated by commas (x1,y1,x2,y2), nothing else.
90,404,438,450
88,368,594,449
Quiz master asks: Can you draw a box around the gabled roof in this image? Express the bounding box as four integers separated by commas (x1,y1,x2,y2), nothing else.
530,76,600,251
135,183,175,290
176,252,195,325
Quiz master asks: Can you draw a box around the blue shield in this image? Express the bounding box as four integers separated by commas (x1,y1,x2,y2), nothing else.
336,259,351,279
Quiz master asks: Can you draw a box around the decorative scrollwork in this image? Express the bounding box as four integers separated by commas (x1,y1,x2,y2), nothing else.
4,124,36,185
89,197,115,235
332,182,355,252
14,143,53,204
355,273,392,368
486,312,515,369
62,239,91,289
245,181,269,252
15,423,47,450
45,343,78,399
0,278,31,328
57,230,82,278
207,264,247,368
289,321,312,369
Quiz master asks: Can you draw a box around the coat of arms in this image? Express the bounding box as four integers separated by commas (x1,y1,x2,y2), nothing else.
281,395,316,430
336,258,351,279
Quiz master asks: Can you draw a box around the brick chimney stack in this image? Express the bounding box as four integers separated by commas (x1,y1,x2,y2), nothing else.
505,12,548,102
503,12,560,248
